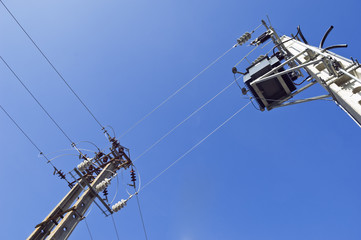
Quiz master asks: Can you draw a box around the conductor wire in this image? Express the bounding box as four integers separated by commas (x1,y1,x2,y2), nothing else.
0,0,109,137
133,80,235,162
111,213,120,240
0,56,75,145
0,103,70,184
120,46,235,138
83,218,94,240
0,104,46,159
140,101,251,191
135,194,149,240
234,45,259,67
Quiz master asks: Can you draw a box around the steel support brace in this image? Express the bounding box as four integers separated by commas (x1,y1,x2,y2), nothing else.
249,49,308,88
251,59,322,85
271,94,331,109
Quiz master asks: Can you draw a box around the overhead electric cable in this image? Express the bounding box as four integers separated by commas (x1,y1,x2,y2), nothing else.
84,218,94,240
110,214,120,240
135,194,149,240
140,101,251,191
134,80,235,162
0,0,108,135
0,56,75,145
119,46,235,138
0,103,70,184
234,45,259,67
0,104,47,159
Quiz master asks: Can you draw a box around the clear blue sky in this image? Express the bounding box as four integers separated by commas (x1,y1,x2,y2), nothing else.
1,0,361,239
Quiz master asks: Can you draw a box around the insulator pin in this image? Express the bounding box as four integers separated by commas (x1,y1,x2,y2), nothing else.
95,178,111,192
77,158,92,172
112,199,127,212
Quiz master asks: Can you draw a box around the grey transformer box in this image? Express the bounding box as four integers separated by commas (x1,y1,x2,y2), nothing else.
243,53,297,110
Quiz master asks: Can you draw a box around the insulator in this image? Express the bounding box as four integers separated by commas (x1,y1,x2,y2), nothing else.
237,32,251,46
103,156,108,163
130,169,136,182
112,199,127,212
251,29,272,46
252,55,266,65
57,170,66,179
103,188,109,197
77,158,92,172
95,178,111,192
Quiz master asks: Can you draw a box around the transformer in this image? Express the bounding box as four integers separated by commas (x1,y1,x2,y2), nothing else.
243,54,296,110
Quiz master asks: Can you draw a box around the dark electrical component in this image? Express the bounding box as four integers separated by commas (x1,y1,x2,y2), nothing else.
243,53,296,110
130,169,136,183
251,29,272,46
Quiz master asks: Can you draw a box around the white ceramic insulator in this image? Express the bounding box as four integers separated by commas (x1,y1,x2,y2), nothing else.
112,199,127,212
95,178,111,192
77,158,92,172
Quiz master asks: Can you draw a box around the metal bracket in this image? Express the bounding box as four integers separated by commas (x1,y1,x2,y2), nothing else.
270,94,332,109
267,80,318,110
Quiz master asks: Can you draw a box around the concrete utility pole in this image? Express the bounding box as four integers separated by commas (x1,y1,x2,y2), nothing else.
28,140,133,240
235,21,361,127
281,34,361,125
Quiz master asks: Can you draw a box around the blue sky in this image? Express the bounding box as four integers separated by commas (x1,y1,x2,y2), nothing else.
1,0,361,239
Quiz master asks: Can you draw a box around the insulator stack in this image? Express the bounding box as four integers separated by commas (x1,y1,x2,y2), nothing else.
53,167,67,180
95,178,111,192
103,188,108,197
236,32,251,46
130,169,136,183
77,158,92,172
112,199,127,212
252,55,266,65
57,170,66,179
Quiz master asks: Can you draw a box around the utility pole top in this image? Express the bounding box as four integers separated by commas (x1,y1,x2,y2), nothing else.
233,20,361,127
27,141,135,240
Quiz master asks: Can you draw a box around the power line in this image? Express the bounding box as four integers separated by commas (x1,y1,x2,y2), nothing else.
134,80,235,162
135,194,149,240
119,46,235,138
140,101,251,191
0,56,75,145
0,103,70,184
84,218,94,240
0,104,46,159
0,0,107,133
110,214,120,240
234,45,259,67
